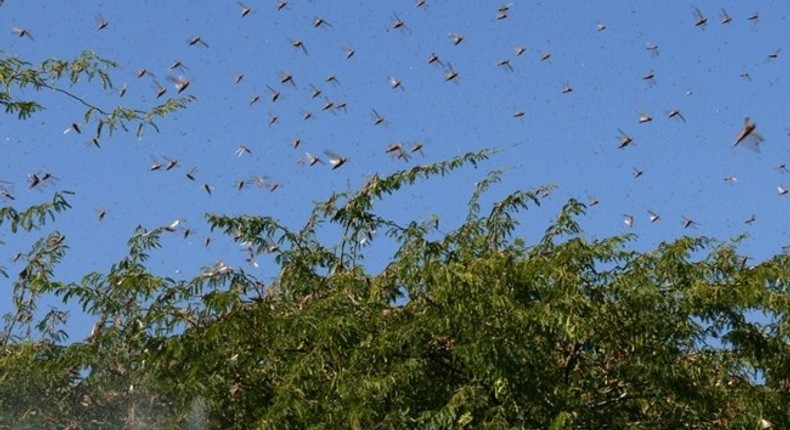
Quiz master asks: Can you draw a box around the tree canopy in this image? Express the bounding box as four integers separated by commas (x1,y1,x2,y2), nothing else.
2,143,789,428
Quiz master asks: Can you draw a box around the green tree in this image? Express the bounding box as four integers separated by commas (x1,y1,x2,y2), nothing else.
1,33,193,430
3,149,790,428
144,162,789,429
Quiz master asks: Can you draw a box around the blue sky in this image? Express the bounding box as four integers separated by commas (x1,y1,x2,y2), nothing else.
1,1,788,340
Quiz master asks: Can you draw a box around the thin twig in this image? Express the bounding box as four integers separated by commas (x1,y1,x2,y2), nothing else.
41,82,110,115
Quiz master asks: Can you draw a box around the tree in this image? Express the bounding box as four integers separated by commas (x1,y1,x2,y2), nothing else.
2,147,789,428
1,12,789,430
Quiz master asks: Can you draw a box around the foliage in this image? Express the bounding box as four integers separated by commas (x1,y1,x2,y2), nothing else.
0,50,194,140
2,151,790,428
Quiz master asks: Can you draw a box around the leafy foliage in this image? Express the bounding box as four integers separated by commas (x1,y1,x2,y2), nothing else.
0,50,194,139
2,152,789,429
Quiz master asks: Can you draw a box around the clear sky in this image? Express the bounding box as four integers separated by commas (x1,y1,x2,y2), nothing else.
1,1,788,340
